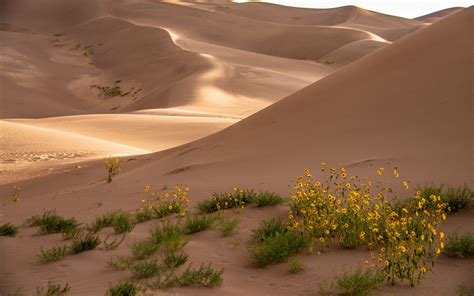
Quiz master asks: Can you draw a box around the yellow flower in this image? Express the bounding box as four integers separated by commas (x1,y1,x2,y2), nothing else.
376,168,384,175
436,248,441,254
421,266,427,273
345,183,351,189
168,205,173,210
341,172,347,179
364,260,369,265
403,181,410,189
440,232,445,239
341,208,347,214
440,242,444,249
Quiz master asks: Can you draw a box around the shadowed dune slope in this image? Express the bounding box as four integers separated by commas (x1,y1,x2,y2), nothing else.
136,8,473,188
68,16,212,111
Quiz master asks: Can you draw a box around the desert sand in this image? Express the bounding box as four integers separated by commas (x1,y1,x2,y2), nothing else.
0,1,472,295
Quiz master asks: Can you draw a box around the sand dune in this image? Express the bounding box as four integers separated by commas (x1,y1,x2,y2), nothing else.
0,2,472,295
415,7,464,23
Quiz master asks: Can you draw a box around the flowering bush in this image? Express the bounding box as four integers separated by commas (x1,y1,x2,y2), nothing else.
139,184,190,218
288,164,448,286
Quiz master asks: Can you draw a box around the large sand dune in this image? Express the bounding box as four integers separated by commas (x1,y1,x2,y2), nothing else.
0,1,472,295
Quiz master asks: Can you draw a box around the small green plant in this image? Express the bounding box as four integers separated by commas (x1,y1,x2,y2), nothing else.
104,157,122,183
36,282,70,295
38,246,69,263
0,223,18,237
444,233,474,258
251,218,287,242
163,251,188,268
135,208,153,222
111,212,134,234
152,221,188,252
131,239,158,260
288,257,305,273
333,269,384,296
70,232,101,254
252,191,285,207
27,210,79,235
184,215,214,234
106,256,133,271
132,259,161,279
443,186,472,212
103,234,126,251
249,231,307,267
217,214,240,237
156,264,223,288
12,185,21,203
197,188,256,213
106,281,139,296
88,211,118,233
455,283,471,296
419,185,472,212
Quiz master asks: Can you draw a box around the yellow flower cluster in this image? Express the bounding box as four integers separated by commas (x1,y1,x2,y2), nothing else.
371,191,448,286
288,164,448,286
104,157,123,183
140,184,190,218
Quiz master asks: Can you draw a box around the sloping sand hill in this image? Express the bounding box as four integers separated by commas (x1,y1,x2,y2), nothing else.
0,6,471,296
415,7,464,23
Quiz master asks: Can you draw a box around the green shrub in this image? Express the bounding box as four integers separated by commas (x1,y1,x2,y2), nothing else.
111,212,134,234
135,209,154,223
132,259,161,279
418,185,472,212
444,233,474,258
106,256,133,271
27,211,79,235
156,264,223,288
184,215,214,234
38,246,69,263
252,192,285,207
36,282,70,296
333,269,384,296
197,189,256,213
88,211,128,233
288,258,305,273
131,240,158,260
443,186,472,212
152,221,188,252
106,281,139,296
249,231,307,266
218,215,239,237
455,283,471,296
163,251,188,268
70,232,101,254
251,218,287,242
103,234,126,251
0,222,18,237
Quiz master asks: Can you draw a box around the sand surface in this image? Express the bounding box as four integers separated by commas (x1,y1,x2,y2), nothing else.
0,1,472,295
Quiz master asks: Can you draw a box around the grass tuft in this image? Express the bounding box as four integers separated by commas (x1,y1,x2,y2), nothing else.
36,282,70,296
288,257,305,273
251,218,287,242
443,233,474,258
249,231,307,267
197,189,256,213
151,221,188,252
0,222,18,237
111,212,134,234
70,232,101,254
106,281,139,296
27,210,79,235
131,259,161,279
252,192,285,207
106,256,133,271
163,251,188,268
333,268,384,296
156,264,223,288
131,239,158,260
38,245,69,263
218,215,240,237
184,215,214,234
